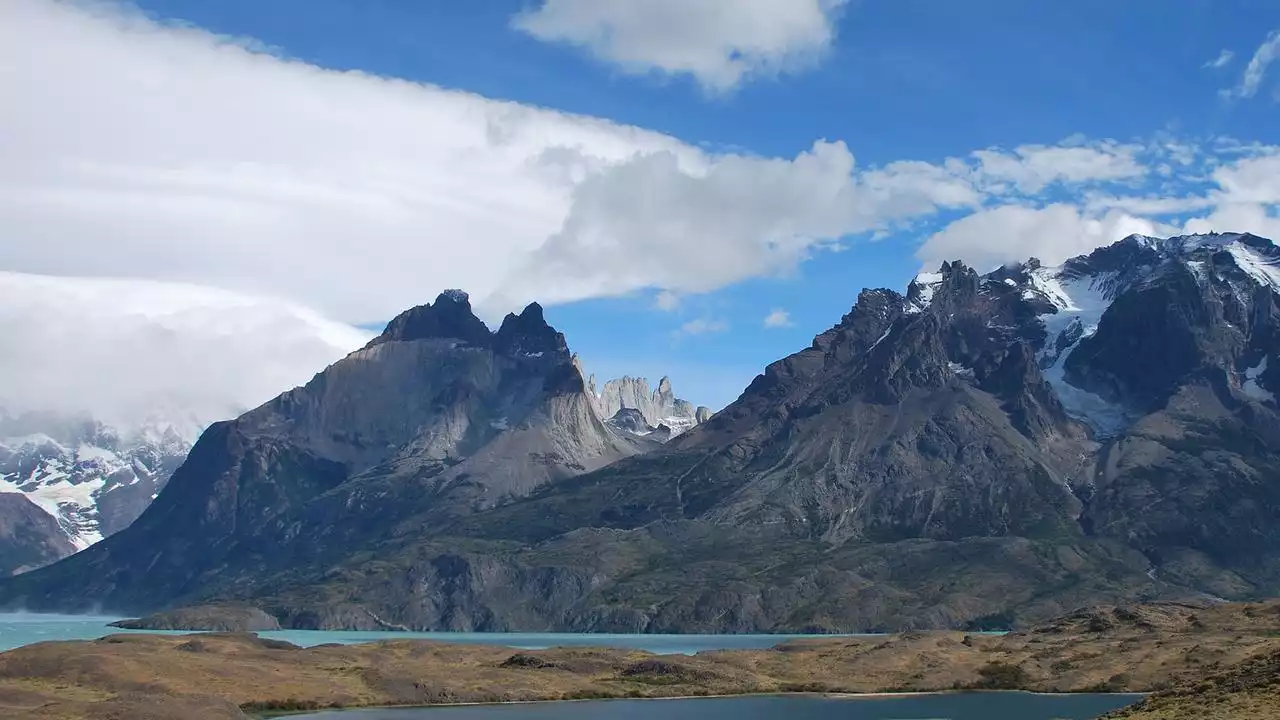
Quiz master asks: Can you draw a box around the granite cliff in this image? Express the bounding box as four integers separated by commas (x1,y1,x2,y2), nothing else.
584,374,712,440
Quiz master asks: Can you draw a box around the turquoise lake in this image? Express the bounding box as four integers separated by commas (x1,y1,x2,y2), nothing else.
0,613,863,654
0,615,1140,719
287,694,1146,719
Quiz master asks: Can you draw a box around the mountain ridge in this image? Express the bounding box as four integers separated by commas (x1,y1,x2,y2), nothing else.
3,233,1280,632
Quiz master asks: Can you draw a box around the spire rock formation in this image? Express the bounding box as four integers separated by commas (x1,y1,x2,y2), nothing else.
583,374,714,441
5,233,1280,634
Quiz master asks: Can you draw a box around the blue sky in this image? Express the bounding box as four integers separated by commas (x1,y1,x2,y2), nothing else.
3,0,1280,412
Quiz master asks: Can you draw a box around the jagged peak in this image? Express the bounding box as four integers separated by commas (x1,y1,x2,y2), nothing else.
368,294,578,358
858,287,905,302
1105,231,1278,258
437,288,470,304
903,260,984,314
369,289,493,348
494,302,567,359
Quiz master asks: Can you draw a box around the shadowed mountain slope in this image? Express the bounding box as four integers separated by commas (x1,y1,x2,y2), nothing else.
5,235,1280,632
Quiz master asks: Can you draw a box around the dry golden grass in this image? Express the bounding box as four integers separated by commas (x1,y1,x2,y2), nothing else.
3,600,1280,719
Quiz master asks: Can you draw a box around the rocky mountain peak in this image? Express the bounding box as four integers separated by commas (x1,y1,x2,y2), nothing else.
369,289,492,348
494,302,569,359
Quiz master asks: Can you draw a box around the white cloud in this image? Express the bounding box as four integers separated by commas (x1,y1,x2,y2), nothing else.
0,0,693,326
0,0,973,329
1182,151,1280,239
1082,192,1217,217
491,141,858,308
763,309,793,328
918,144,1280,271
676,318,729,336
489,141,993,310
654,290,682,311
0,271,370,437
972,142,1146,195
1227,29,1280,99
511,0,848,92
1204,49,1235,69
917,204,1161,271
1211,151,1280,204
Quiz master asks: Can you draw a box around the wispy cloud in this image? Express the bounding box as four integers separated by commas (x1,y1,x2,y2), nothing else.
654,290,681,311
676,317,729,336
1225,29,1280,99
1203,49,1234,69
763,309,793,328
971,141,1146,195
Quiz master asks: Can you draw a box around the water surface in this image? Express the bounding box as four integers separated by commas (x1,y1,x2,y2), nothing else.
287,694,1144,719
0,614,861,654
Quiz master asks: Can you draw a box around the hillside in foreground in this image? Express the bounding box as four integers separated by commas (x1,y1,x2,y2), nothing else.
4,600,1280,719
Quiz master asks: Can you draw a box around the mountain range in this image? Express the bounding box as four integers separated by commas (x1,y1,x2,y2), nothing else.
2,232,1279,633
0,359,702,577
0,414,193,575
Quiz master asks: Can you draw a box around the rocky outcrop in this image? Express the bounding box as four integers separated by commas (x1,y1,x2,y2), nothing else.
0,493,75,575
605,408,653,436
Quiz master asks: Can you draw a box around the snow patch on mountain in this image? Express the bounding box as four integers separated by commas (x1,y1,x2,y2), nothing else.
1011,232,1280,436
1243,357,1274,403
1031,268,1135,437
906,272,943,313
1225,243,1280,294
0,417,191,552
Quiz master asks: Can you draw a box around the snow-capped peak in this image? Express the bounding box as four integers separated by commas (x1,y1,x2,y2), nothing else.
0,413,192,554
1128,231,1248,254
1014,232,1280,435
905,271,945,313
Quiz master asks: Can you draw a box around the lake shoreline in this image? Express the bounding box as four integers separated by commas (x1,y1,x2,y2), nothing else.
259,688,1149,718
0,612,892,655
259,691,1152,717
1,601,1275,720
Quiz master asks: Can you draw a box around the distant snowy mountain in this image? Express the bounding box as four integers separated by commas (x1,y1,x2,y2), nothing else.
906,231,1280,438
0,412,197,555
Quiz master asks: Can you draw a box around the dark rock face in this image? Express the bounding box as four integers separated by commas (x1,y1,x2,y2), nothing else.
0,494,75,575
5,233,1280,634
606,408,652,435
368,289,492,348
